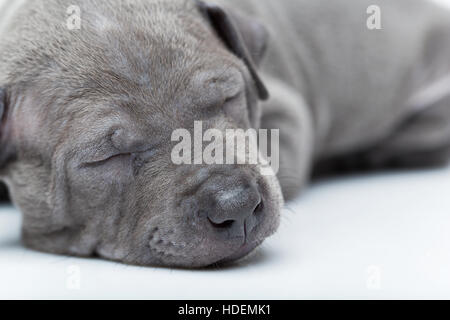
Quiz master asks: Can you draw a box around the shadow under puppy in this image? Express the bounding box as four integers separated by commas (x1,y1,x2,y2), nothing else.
0,0,450,268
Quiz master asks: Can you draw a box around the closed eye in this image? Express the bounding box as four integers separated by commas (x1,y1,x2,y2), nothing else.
222,90,244,106
81,152,133,169
81,148,158,169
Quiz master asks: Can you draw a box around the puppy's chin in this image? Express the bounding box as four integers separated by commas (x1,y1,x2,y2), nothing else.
147,240,265,269
215,241,263,266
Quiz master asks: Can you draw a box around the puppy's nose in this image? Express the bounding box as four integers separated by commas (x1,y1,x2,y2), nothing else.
201,178,263,240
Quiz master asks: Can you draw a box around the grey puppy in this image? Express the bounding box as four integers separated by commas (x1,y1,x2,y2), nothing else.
0,0,449,268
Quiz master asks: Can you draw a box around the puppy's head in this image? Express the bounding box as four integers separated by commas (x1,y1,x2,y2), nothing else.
0,0,283,268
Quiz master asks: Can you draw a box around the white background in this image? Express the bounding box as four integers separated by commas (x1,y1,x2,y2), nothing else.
1,0,450,300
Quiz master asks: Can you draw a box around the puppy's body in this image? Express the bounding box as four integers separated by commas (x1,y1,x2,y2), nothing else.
0,0,450,267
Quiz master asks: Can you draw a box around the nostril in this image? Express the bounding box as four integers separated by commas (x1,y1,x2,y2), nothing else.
208,218,235,229
254,200,264,215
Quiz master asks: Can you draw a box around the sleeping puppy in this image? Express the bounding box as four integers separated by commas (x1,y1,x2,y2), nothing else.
0,0,449,268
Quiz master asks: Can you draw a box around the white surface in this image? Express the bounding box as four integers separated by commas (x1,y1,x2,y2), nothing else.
1,0,450,300
1,167,450,299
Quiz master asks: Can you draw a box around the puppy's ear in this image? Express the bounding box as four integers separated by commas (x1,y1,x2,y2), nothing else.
197,1,270,100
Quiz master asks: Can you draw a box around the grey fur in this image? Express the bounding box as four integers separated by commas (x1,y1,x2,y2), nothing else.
0,0,449,267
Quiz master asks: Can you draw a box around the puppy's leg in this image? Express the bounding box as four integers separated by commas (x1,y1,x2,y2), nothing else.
367,97,450,169
260,77,315,201
314,97,450,175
